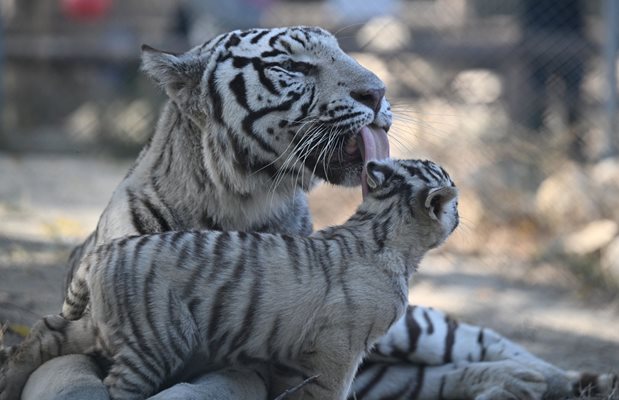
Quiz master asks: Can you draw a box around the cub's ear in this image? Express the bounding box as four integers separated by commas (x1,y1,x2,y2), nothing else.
140,45,203,100
366,160,394,190
425,186,458,221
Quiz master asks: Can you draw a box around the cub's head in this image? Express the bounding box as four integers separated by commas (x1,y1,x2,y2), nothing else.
141,26,391,189
363,158,459,252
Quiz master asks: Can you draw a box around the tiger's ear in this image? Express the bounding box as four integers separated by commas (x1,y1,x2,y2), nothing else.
141,45,203,100
366,160,394,190
425,186,458,221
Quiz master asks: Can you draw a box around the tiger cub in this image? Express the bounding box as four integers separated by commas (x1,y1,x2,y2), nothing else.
2,158,457,400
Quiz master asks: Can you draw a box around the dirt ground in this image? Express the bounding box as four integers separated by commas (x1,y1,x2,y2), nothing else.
0,152,617,393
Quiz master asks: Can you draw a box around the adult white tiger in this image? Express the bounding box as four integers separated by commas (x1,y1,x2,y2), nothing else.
1,26,616,400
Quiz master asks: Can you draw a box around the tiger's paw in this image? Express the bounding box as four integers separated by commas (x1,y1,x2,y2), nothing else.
567,370,618,399
470,361,547,400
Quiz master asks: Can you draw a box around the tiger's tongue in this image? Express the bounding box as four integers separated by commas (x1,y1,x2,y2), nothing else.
359,126,390,199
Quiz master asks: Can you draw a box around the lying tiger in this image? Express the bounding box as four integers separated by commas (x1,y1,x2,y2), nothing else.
1,25,616,400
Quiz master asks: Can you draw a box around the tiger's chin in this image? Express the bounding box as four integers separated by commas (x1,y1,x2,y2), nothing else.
318,164,364,187
310,125,390,187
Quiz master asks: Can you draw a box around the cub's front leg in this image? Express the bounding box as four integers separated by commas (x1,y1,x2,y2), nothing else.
272,353,361,400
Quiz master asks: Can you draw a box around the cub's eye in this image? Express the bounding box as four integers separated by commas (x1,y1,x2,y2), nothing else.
280,60,315,75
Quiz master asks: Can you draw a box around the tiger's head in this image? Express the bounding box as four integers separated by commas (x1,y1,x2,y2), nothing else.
141,26,391,191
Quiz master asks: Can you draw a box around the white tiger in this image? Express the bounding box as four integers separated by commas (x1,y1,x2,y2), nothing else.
0,26,616,400
1,158,460,400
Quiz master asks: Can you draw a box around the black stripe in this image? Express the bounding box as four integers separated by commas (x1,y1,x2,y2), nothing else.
207,232,232,281
288,35,306,48
268,31,287,46
173,234,193,269
406,306,422,354
250,58,280,95
443,316,458,363
225,127,251,174
354,366,389,399
312,239,332,295
127,189,150,234
150,175,181,229
228,239,262,352
68,284,88,302
116,354,159,389
261,49,286,58
299,86,316,121
240,122,279,157
224,33,241,49
477,328,487,360
229,72,249,110
143,253,175,374
181,233,211,298
115,329,163,381
207,252,246,357
422,310,435,335
282,235,302,283
371,217,390,251
280,40,293,54
438,375,447,400
207,64,224,124
410,366,425,399
167,289,193,354
372,186,402,201
110,244,127,326
108,370,146,395
324,111,365,125
250,30,269,44
232,56,252,69
140,196,172,232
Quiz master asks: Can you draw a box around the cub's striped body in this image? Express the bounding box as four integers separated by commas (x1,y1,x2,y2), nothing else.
11,159,458,400
1,25,616,400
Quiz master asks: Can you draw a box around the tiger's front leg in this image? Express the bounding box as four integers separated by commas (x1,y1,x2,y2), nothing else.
0,315,96,400
351,359,547,400
365,305,618,399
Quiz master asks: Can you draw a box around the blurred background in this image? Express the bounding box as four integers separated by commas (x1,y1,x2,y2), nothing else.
1,0,618,389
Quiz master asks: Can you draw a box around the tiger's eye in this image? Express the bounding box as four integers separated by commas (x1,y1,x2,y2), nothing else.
281,60,316,75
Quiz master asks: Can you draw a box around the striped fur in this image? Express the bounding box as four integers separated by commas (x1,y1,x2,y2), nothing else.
2,25,616,400
3,159,458,400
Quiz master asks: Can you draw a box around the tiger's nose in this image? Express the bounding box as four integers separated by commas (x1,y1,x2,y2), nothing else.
351,87,385,115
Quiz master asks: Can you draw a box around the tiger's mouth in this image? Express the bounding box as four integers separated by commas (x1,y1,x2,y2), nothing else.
306,124,390,187
353,125,390,198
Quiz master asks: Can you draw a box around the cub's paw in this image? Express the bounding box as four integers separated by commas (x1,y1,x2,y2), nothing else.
0,358,38,400
0,347,12,367
471,360,547,400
